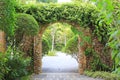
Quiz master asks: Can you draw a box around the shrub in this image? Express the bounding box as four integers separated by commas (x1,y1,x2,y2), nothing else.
0,0,15,36
0,53,8,80
15,13,39,36
0,47,31,80
84,71,120,80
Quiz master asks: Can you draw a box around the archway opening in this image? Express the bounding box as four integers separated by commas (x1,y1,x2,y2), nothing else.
35,21,92,74
41,22,79,73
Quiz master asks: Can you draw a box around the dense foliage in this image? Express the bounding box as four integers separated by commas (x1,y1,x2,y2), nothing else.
15,3,109,44
108,0,120,74
84,71,120,80
42,37,50,55
91,0,120,74
42,23,74,52
0,0,15,36
62,35,78,54
0,48,31,80
16,13,39,36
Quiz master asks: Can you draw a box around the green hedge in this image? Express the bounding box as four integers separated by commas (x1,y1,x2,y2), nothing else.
15,3,109,44
16,13,39,36
0,0,15,36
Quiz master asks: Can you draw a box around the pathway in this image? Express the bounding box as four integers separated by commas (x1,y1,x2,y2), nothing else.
32,73,103,80
32,52,103,80
42,52,78,73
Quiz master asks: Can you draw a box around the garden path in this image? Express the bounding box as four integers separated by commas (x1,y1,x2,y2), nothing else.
32,52,103,80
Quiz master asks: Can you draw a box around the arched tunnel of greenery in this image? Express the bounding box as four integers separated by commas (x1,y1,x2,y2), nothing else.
0,0,120,80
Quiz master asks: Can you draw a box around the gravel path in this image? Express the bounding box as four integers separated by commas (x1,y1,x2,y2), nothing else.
32,73,103,80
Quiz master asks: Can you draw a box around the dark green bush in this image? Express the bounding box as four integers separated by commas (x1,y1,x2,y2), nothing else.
0,53,8,80
0,47,31,80
16,13,39,36
15,13,39,46
0,0,15,36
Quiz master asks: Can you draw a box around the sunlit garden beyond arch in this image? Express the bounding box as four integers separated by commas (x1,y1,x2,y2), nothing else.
0,0,120,80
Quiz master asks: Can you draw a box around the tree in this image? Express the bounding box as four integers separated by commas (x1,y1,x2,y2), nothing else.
62,35,79,61
42,23,74,51
42,38,50,55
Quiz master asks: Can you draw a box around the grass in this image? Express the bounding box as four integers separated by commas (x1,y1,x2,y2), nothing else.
84,71,120,80
21,75,31,80
47,51,56,56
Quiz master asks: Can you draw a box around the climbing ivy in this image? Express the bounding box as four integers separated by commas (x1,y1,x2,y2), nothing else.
15,3,109,44
0,0,15,36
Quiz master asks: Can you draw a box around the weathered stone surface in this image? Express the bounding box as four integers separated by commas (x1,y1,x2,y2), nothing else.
0,30,6,53
78,36,86,75
20,35,33,55
34,34,42,74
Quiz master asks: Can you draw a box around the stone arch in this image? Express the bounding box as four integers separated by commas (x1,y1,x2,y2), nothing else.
34,20,92,74
15,2,111,74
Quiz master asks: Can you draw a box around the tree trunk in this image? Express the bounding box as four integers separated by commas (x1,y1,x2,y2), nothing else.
51,34,55,51
64,34,67,46
51,27,56,51
0,30,6,53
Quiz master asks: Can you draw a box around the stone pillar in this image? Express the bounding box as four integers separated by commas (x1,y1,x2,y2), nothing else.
34,34,42,74
78,36,86,75
0,30,6,53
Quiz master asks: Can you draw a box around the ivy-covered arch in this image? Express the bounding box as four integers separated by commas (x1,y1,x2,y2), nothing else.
16,3,110,74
